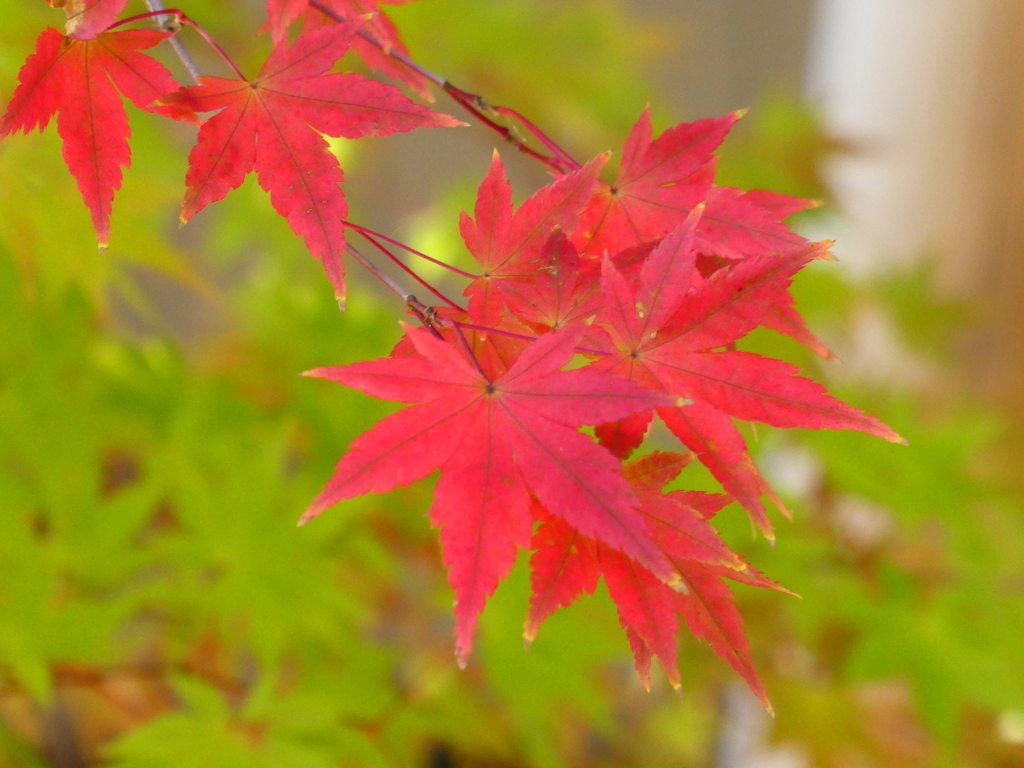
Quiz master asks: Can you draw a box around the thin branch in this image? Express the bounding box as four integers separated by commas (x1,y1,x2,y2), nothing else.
442,85,569,173
405,297,445,339
143,0,201,84
110,10,245,80
345,245,442,337
490,105,582,172
346,243,412,303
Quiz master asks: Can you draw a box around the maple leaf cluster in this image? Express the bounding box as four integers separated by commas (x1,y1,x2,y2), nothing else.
0,0,906,703
303,121,906,698
0,0,454,295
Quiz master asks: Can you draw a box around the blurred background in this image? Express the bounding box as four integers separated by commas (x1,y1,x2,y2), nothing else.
1,0,1023,765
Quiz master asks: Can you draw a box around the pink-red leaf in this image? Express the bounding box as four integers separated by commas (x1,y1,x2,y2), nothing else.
623,453,741,569
574,107,740,256
656,248,817,351
600,545,682,690
761,294,837,360
594,410,654,460
166,21,459,299
266,0,433,98
1,28,195,247
526,449,759,696
697,186,811,260
461,152,607,324
497,232,602,332
432,424,532,666
525,512,599,643
591,250,903,534
308,325,678,660
635,206,702,331
674,560,771,711
652,349,907,441
742,188,820,220
304,399,480,513
625,628,655,690
658,402,775,537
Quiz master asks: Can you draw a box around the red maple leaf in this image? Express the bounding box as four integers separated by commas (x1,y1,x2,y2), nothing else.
301,323,679,663
495,231,604,334
0,27,196,247
697,186,812,260
573,106,740,257
526,451,773,703
572,107,825,268
589,211,905,535
460,151,607,325
164,20,459,299
696,248,837,359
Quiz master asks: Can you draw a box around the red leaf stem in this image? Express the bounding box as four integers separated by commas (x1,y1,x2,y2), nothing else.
443,84,569,173
344,221,479,279
490,104,581,171
106,8,185,30
358,231,463,309
111,10,246,79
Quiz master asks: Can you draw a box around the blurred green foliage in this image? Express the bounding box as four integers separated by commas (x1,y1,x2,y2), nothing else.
2,1,1024,767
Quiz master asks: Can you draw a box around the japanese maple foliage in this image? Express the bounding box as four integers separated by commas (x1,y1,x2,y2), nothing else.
306,144,904,693
163,18,458,299
0,0,907,705
0,26,196,246
301,323,680,663
526,451,776,705
460,151,608,325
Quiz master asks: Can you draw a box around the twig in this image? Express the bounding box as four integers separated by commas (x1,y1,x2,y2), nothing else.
442,85,569,173
346,244,443,338
143,0,201,84
110,10,245,80
347,243,411,302
491,105,581,172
